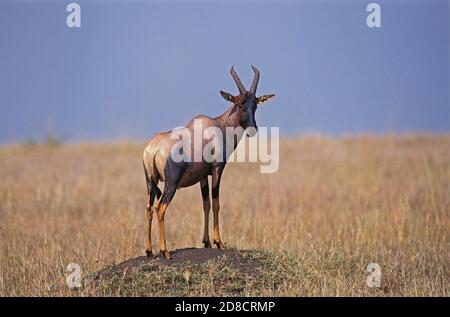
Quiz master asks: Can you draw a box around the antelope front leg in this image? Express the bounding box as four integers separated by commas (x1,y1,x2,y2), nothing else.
212,197,224,249
200,178,212,248
212,166,225,250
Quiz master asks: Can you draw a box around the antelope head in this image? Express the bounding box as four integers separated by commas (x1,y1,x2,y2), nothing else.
220,65,275,137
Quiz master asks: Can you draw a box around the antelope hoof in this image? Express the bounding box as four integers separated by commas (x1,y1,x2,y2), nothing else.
203,241,212,248
160,250,171,260
145,249,155,258
214,240,225,250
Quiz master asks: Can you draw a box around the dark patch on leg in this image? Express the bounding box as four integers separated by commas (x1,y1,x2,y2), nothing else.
161,187,177,205
211,163,225,199
212,183,220,199
144,162,161,205
153,183,162,200
164,155,189,185
149,190,156,209
201,183,209,200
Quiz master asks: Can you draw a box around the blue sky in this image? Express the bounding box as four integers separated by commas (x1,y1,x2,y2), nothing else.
0,0,449,142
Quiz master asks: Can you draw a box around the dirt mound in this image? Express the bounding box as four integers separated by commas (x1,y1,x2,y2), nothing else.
88,248,299,296
93,247,254,281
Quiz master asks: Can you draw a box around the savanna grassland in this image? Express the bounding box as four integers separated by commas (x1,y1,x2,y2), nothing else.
0,135,448,296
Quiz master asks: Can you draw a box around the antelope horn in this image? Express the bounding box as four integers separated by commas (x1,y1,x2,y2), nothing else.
230,66,246,95
250,65,260,95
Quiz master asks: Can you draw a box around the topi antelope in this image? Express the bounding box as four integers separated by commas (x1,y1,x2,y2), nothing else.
142,65,275,259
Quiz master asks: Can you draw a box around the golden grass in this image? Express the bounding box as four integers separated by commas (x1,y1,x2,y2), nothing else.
0,135,448,296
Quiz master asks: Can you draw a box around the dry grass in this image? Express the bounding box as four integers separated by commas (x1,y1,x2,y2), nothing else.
0,135,448,296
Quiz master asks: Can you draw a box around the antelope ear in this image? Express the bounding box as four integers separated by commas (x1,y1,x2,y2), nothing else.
220,91,235,103
257,94,275,105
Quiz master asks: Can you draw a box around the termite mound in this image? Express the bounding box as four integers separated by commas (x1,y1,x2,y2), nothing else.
89,248,298,296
